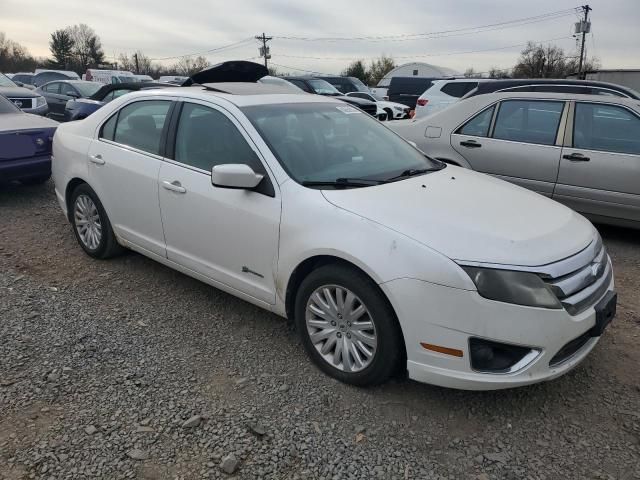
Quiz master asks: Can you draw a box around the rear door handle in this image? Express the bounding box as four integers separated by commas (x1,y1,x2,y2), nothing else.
162,180,187,194
460,140,482,148
89,154,105,165
563,153,590,162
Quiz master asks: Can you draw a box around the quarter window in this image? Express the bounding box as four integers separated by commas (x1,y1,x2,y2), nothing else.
457,105,495,137
174,103,264,173
100,114,117,141
441,82,478,98
574,103,640,155
493,100,564,146
111,101,171,155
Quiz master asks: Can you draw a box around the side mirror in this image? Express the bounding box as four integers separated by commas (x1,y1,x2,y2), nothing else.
67,92,80,99
211,164,263,190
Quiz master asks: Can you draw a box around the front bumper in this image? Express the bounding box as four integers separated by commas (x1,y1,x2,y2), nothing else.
381,276,614,390
0,154,51,183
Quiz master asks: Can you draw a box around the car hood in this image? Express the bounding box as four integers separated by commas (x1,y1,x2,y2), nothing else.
0,86,40,98
0,113,58,131
336,95,375,106
321,166,595,266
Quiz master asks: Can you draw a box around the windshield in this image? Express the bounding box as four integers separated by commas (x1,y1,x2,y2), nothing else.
0,73,18,87
0,94,20,113
242,103,442,187
308,79,342,95
350,77,371,92
73,82,102,97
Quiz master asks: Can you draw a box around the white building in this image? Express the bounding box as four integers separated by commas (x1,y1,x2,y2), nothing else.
376,62,460,88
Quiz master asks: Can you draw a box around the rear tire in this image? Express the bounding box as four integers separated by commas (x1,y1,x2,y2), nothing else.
294,264,404,386
69,183,123,259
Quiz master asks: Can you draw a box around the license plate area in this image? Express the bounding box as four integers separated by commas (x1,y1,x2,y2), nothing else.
590,291,617,337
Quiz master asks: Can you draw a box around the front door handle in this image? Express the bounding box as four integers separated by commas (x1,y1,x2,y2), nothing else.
563,153,590,162
460,140,482,148
162,180,187,194
89,154,105,165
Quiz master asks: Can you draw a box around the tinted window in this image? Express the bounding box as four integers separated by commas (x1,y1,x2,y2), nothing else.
112,101,171,155
43,83,60,94
174,103,264,173
13,74,33,85
288,79,311,93
457,105,495,137
493,100,564,146
574,103,640,155
441,82,478,98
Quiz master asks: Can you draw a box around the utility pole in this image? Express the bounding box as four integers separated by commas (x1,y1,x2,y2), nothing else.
577,5,592,79
255,33,273,68
134,53,140,74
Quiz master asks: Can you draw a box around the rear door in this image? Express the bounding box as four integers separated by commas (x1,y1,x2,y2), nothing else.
451,99,567,196
555,101,640,224
42,82,66,116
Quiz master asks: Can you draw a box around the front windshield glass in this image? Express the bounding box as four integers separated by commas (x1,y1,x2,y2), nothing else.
242,103,443,186
0,95,20,114
73,82,102,97
0,73,17,87
307,79,342,95
350,77,370,92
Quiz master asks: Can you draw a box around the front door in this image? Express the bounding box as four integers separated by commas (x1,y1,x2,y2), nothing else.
87,98,172,257
451,99,567,197
555,101,640,224
158,101,281,304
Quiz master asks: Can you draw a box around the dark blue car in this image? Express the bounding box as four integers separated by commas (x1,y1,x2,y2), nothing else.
0,94,58,185
64,82,169,121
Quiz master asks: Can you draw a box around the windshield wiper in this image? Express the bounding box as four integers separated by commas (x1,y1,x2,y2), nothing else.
302,177,387,188
385,164,446,183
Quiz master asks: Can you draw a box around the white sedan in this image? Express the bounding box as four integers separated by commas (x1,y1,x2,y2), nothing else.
52,82,615,390
345,91,410,120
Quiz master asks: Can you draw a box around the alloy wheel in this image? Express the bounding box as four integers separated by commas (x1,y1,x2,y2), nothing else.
74,194,102,250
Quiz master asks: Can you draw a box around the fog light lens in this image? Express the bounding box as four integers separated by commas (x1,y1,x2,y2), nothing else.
469,338,539,373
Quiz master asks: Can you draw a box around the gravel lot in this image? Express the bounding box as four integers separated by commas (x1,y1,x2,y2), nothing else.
1,181,639,480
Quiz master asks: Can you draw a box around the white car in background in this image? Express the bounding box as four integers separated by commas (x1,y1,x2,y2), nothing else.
51,66,616,390
414,79,486,119
346,91,411,120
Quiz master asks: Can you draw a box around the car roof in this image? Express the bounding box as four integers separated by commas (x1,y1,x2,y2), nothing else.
472,78,638,96
476,90,640,108
117,84,341,107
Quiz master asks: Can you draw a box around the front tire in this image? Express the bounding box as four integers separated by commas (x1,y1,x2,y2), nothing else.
384,108,393,121
294,264,404,386
70,184,123,259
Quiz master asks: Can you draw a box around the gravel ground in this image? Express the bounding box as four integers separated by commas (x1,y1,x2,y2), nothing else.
1,181,639,480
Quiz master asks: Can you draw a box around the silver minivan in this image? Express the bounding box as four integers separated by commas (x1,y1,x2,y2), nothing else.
391,91,640,228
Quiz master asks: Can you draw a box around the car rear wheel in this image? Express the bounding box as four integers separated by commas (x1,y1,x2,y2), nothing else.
70,184,123,259
294,264,404,386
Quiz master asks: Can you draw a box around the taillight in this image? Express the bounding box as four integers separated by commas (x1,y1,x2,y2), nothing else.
417,99,428,107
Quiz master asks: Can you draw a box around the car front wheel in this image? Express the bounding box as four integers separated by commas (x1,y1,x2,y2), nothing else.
295,264,404,386
70,184,123,259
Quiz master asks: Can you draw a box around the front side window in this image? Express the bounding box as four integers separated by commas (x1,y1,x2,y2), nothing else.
493,100,564,146
574,103,640,155
174,103,264,173
112,100,171,155
60,83,78,96
44,83,60,94
242,103,443,186
457,105,495,137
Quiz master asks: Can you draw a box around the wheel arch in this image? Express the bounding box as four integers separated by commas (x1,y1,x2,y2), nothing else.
64,177,90,221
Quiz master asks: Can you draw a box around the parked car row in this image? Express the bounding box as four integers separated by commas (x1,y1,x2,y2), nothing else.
33,61,617,393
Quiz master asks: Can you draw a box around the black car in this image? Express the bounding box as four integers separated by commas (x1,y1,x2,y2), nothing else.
64,82,169,121
35,80,102,120
462,78,640,100
32,71,79,88
10,73,35,89
387,77,448,109
315,76,371,94
283,76,380,118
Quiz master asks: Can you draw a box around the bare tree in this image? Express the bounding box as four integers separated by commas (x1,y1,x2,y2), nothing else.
0,32,39,73
172,55,210,76
463,67,477,78
487,66,510,79
68,24,104,70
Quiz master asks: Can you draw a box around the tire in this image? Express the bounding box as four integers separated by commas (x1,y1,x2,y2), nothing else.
294,264,404,386
21,174,51,185
69,183,123,259
384,108,393,121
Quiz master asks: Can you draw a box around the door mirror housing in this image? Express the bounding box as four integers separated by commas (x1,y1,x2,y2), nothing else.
211,164,263,189
67,91,80,98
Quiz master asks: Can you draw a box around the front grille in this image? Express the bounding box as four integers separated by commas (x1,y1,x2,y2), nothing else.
541,237,612,316
8,97,34,109
549,330,592,366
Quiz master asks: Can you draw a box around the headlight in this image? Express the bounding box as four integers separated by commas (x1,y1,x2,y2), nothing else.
462,266,561,309
36,96,47,107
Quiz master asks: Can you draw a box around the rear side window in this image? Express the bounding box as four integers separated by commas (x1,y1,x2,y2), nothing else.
441,82,478,98
493,100,564,146
174,103,264,173
574,103,640,155
111,100,171,155
457,105,495,137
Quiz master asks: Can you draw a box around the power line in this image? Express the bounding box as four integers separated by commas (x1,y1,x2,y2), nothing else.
275,8,580,42
148,37,255,61
272,36,574,61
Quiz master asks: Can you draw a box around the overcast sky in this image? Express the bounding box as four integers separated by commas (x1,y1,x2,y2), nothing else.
3,0,639,76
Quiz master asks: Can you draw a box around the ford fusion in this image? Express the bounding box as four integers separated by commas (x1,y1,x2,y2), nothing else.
51,82,616,390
